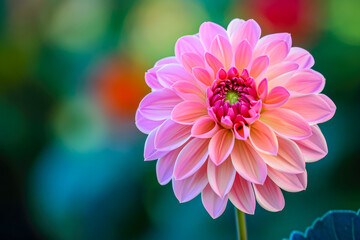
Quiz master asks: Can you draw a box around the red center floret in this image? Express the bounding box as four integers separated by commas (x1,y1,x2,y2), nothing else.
206,67,262,132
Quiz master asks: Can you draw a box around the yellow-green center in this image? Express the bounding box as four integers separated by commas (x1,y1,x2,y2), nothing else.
225,90,240,105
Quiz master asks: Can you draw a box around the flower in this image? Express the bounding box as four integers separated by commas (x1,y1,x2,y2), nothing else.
136,19,336,218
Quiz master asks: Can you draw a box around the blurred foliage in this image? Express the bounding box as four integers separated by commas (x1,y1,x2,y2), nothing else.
0,0,359,239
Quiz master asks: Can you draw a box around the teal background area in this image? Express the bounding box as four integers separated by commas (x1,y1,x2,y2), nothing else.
0,0,359,239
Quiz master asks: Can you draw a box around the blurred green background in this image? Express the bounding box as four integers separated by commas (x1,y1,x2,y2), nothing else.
0,0,359,239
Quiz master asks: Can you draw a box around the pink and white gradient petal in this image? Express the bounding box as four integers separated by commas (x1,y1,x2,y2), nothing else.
201,185,229,219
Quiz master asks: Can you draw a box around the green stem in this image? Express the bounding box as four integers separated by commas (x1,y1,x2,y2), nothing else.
235,207,248,240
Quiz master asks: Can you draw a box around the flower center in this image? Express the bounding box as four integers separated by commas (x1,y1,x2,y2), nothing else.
206,67,262,129
225,90,240,105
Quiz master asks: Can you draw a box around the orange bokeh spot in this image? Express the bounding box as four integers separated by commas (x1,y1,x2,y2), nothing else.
93,56,149,120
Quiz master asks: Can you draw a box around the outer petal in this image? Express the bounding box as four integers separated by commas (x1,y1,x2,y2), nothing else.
171,101,208,125
294,125,328,162
249,120,278,155
172,163,208,203
155,119,192,151
228,174,256,214
231,139,267,184
254,33,292,59
234,40,253,72
281,94,335,124
144,128,168,161
201,185,228,219
284,69,325,94
260,136,305,174
260,108,312,140
145,67,163,90
209,129,235,165
157,63,195,87
227,18,245,47
173,138,210,180
267,166,307,192
135,109,164,134
253,177,285,212
263,40,289,65
155,56,179,66
207,157,236,198
139,88,182,120
191,116,219,138
318,94,336,123
156,147,183,185
231,19,261,49
285,47,314,69
181,52,205,73
175,35,204,63
209,35,233,69
199,22,229,50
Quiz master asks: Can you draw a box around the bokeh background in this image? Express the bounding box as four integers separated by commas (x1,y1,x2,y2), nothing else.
1,0,360,239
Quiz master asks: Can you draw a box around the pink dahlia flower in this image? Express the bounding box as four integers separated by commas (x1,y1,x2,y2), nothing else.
136,19,336,218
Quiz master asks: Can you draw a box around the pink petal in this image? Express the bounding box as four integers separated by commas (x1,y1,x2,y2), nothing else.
317,94,336,123
181,52,205,73
155,56,179,66
260,136,305,174
172,163,208,202
231,139,267,184
209,35,233,69
249,120,278,155
199,22,229,50
257,78,268,100
263,40,289,65
175,35,205,61
207,157,236,198
156,147,183,185
171,101,208,125
144,128,168,161
254,33,292,59
250,55,269,82
281,94,335,124
155,119,192,151
268,70,297,90
294,125,328,163
209,129,235,165
231,19,261,49
172,80,205,102
253,177,285,212
135,109,164,134
284,69,325,94
234,40,253,72
267,166,307,192
227,19,245,47
139,88,182,120
266,61,299,81
201,185,228,219
228,174,256,214
263,86,290,108
285,47,314,69
173,138,210,180
205,52,224,74
234,122,250,140
145,67,163,90
191,116,219,138
260,108,311,140
157,63,195,88
192,67,214,86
